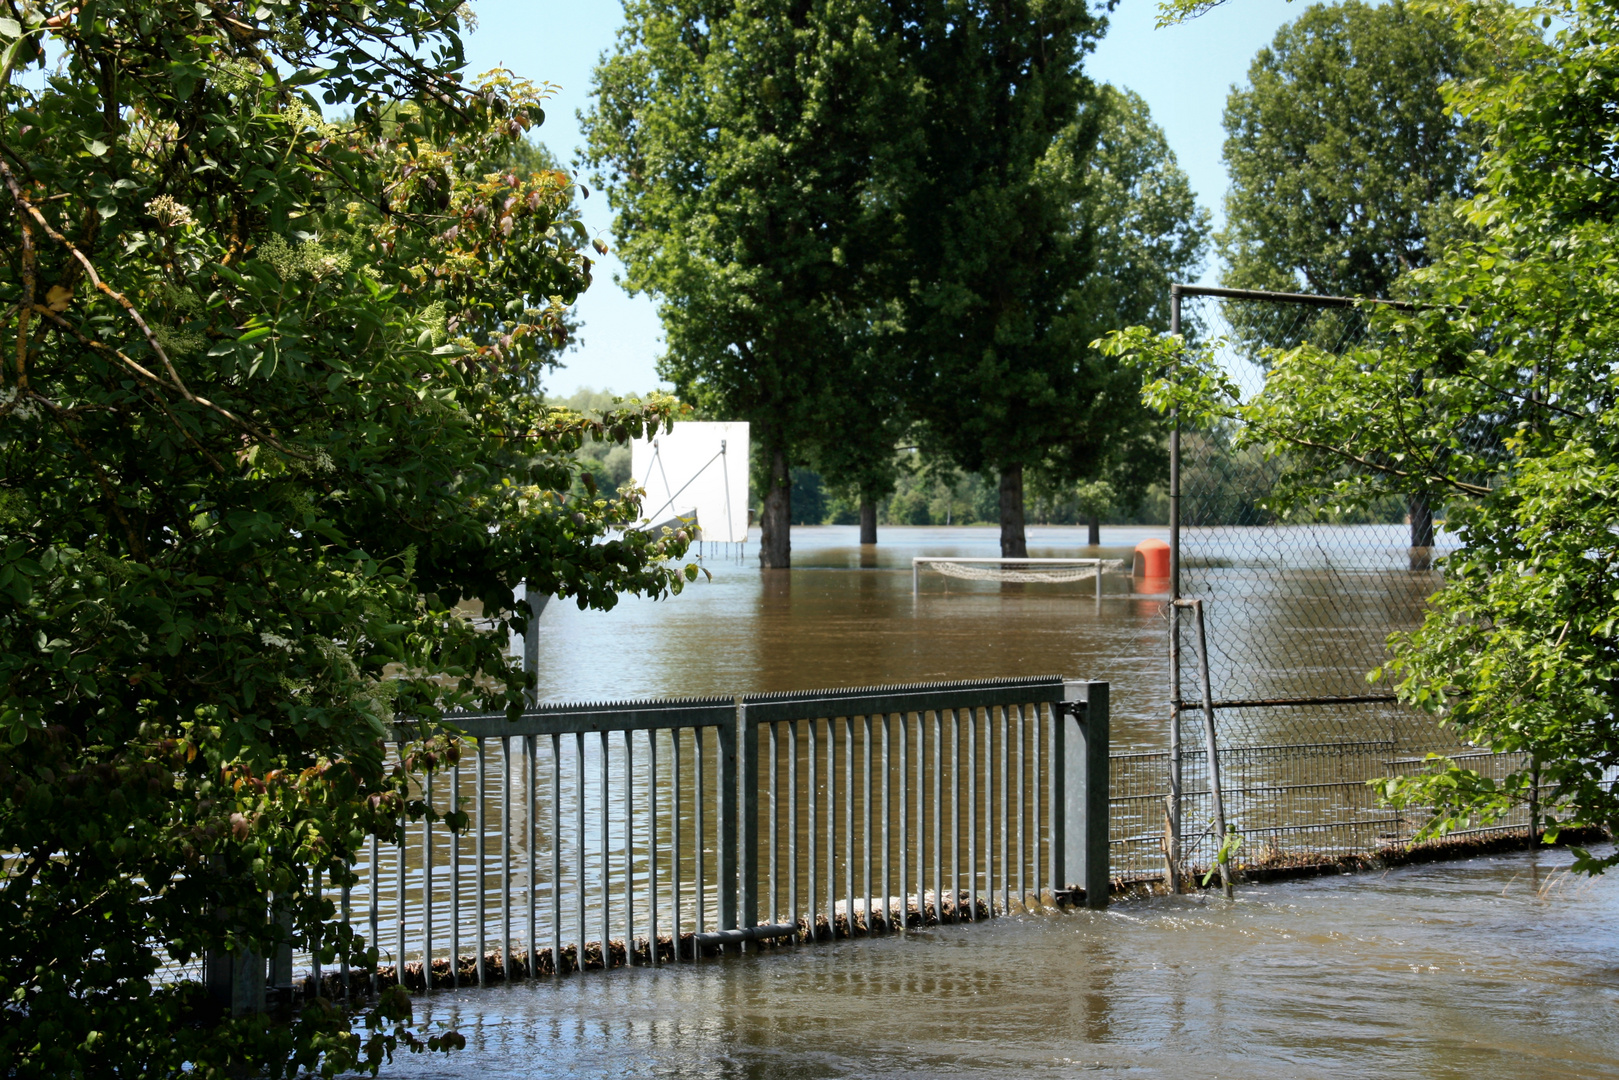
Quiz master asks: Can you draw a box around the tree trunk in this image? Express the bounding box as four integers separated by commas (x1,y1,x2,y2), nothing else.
859,496,878,545
759,440,792,568
1086,513,1100,547
1408,492,1434,571
999,464,1027,558
1408,492,1434,548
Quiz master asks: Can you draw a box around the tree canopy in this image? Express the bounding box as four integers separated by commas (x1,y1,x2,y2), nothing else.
0,2,691,1074
584,0,912,567
1219,0,1483,300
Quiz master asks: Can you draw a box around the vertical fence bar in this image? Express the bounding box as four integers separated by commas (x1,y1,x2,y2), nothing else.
843,716,854,937
396,745,406,988
575,731,585,971
863,714,873,935
968,708,978,920
695,725,705,940
599,730,609,966
827,717,837,933
550,733,561,976
932,709,942,924
340,873,351,1000
721,710,740,945
449,760,459,987
950,709,960,923
808,718,818,938
769,720,779,926
311,866,322,997
1034,704,1045,907
624,729,635,963
789,719,799,939
501,736,512,979
649,729,659,965
526,736,536,978
475,738,486,986
368,835,379,993
977,712,990,919
899,713,909,930
916,712,926,923
880,714,890,930
1052,702,1066,896
1000,706,1009,916
1017,704,1026,910
672,728,682,961
422,771,433,991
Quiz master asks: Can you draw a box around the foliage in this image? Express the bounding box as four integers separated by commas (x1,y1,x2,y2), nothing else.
0,2,693,1075
1108,0,1619,873
902,55,1206,556
1219,0,1484,359
583,0,913,566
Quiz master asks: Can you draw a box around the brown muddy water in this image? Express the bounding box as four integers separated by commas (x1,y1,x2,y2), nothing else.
368,526,1619,1079
379,848,1619,1079
533,525,1175,746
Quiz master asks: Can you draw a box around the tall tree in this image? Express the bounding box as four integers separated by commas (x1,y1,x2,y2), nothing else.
894,0,1107,558
0,4,692,1074
584,0,912,567
1046,85,1210,543
1218,0,1484,548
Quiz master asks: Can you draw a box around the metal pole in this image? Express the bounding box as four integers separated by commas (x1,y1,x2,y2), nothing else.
1190,600,1232,898
1167,283,1185,895
501,736,512,979
475,738,486,986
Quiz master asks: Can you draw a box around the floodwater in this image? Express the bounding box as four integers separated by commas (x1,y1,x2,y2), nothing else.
529,523,1447,750
379,847,1619,1080
361,526,1619,1080
533,525,1177,746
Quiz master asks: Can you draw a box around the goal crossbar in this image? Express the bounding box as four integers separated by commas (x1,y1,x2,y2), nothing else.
911,557,1118,596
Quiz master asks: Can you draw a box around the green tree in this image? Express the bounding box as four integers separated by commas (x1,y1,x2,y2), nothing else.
893,0,1104,558
1220,1,1481,299
1218,0,1484,547
1039,85,1209,545
1105,0,1619,875
0,4,692,1075
584,0,912,567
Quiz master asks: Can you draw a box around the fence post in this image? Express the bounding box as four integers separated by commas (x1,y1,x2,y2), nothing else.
1062,681,1111,909
719,706,740,947
205,905,267,1015
735,700,758,946
1167,283,1184,895
269,892,294,1005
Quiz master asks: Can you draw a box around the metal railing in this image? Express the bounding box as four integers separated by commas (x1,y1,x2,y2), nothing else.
260,676,1109,1001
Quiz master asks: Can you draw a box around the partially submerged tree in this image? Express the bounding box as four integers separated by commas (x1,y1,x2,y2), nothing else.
893,0,1104,558
0,3,691,1074
584,0,913,567
904,66,1204,555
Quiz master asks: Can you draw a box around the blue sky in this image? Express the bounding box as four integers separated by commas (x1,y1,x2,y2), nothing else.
461,0,1307,396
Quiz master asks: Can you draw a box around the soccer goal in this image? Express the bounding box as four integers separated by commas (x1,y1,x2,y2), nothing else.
910,557,1126,596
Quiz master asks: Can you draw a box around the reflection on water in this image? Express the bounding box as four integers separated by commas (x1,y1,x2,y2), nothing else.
380,848,1619,1080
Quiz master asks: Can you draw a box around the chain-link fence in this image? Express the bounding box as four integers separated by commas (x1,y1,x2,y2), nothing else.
1109,285,1534,885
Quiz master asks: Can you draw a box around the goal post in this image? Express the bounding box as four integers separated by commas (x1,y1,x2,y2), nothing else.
910,557,1123,597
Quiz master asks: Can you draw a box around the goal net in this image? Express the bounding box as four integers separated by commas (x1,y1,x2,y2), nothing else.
911,557,1126,593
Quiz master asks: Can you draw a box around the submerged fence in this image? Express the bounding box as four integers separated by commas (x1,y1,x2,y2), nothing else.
1103,283,1535,886
210,676,1110,1010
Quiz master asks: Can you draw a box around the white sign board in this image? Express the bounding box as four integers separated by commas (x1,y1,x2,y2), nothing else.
630,421,750,544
